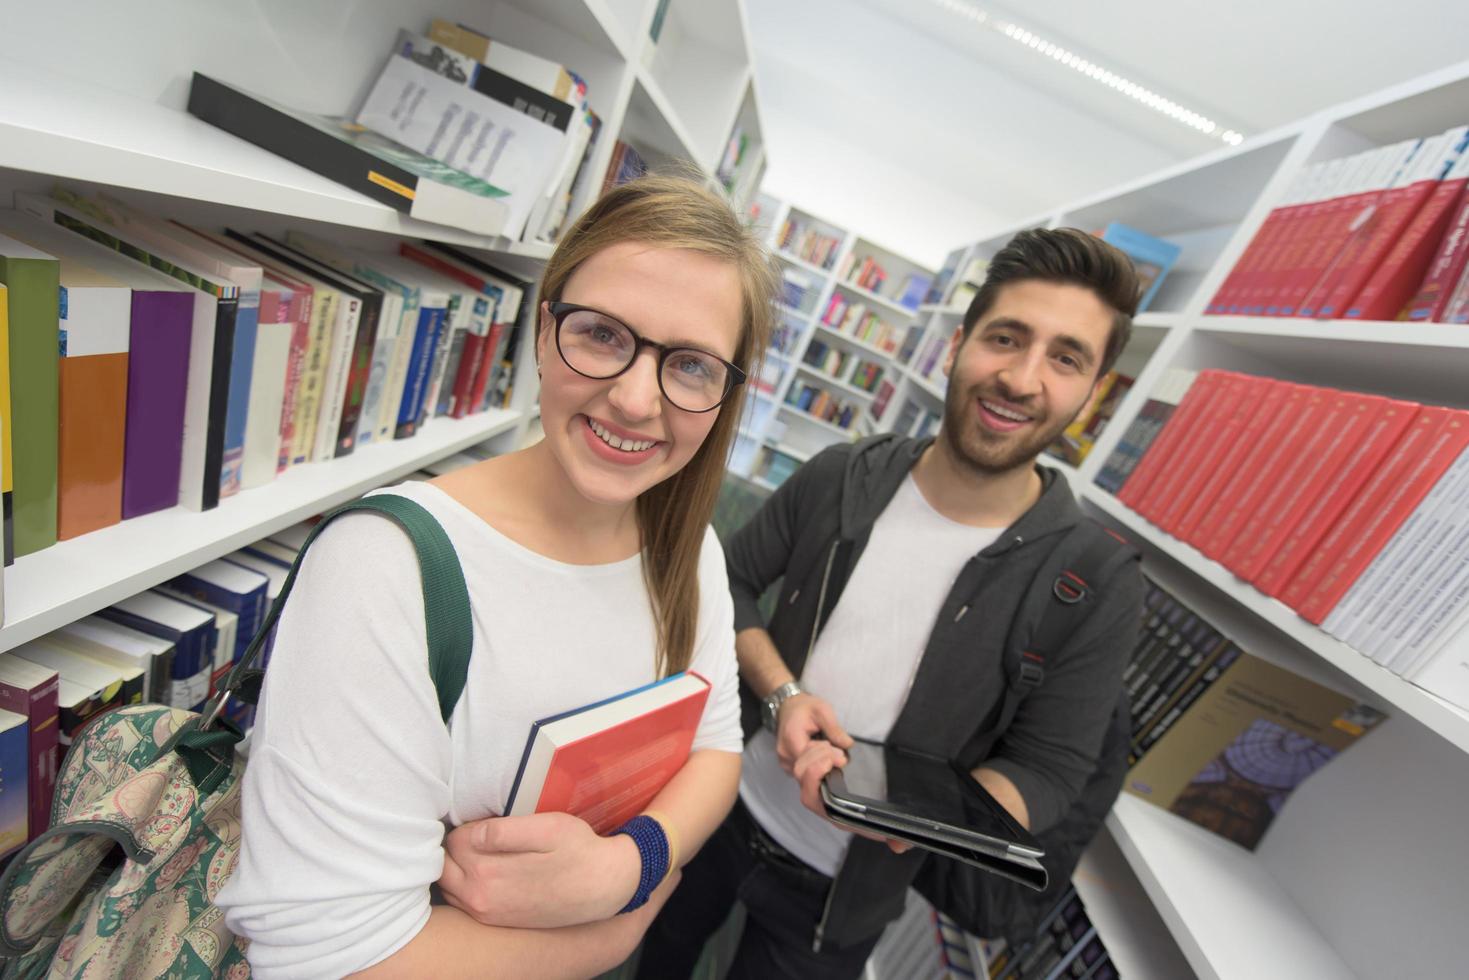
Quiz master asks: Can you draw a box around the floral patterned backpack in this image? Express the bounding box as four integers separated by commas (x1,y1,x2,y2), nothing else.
0,495,474,978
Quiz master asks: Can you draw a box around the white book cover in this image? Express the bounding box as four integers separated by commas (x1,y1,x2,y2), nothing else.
377,257,484,419
14,193,225,512
1351,447,1469,657
223,552,288,601
1381,506,1469,675
240,294,293,487
11,639,132,700
1406,609,1469,712
311,292,361,461
46,628,163,703
356,49,567,240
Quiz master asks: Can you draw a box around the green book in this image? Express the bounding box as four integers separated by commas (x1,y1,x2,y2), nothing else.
0,233,60,559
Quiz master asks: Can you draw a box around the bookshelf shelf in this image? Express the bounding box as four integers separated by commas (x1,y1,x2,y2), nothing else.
793,364,877,401
1083,485,1469,755
903,367,947,403
0,410,522,654
1194,315,1469,349
777,404,859,438
1106,796,1352,980
763,440,813,463
1072,828,1197,980
1132,311,1180,331
833,279,921,319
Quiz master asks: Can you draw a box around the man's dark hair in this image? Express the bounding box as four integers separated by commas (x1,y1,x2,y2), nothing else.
961,227,1140,377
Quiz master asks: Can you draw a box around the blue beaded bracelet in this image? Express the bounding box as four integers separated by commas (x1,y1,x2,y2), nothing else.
614,814,670,914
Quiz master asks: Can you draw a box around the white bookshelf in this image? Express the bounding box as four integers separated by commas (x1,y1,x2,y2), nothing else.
928,57,1469,979
0,0,764,655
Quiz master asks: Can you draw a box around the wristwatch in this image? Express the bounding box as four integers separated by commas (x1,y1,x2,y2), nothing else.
762,681,806,734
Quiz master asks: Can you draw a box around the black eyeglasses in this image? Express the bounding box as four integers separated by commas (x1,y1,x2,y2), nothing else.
548,302,746,413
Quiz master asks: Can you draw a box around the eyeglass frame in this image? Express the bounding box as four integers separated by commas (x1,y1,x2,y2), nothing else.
546,301,747,414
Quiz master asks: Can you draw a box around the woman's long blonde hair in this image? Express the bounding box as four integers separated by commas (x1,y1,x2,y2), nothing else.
537,173,777,676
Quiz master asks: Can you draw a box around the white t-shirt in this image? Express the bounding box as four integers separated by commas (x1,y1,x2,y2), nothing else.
740,474,1002,875
215,480,743,979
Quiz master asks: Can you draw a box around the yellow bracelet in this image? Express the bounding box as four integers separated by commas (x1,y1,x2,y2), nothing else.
642,809,680,879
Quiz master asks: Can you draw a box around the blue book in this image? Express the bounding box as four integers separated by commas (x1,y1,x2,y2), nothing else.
169,558,270,666
220,294,260,492
398,305,447,437
225,550,293,670
98,592,217,712
1099,222,1182,313
0,708,28,859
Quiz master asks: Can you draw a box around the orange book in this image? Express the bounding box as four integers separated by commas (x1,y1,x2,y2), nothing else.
55,261,131,540
505,672,711,835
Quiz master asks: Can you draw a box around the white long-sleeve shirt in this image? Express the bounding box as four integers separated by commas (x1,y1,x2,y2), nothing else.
215,481,743,979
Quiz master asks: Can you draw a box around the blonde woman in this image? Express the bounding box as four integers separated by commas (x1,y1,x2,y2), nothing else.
216,176,777,979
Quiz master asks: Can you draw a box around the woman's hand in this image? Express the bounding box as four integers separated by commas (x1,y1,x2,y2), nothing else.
437,811,642,928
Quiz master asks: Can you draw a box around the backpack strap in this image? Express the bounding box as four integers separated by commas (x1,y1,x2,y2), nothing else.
202,494,473,729
991,522,1139,735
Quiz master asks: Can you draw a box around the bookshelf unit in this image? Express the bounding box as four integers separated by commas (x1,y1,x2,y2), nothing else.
931,58,1469,979
733,195,933,479
0,0,765,654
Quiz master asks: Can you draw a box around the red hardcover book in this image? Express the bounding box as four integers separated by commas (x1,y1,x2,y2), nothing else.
1195,384,1312,561
1118,371,1220,511
1347,144,1469,320
1294,409,1469,623
0,656,60,841
1150,374,1254,535
1233,164,1334,314
467,321,507,414
1305,142,1432,319
1221,390,1358,577
1254,399,1418,597
505,672,711,835
1220,165,1323,314
1174,378,1285,544
1251,161,1354,315
1404,182,1469,321
1283,152,1393,317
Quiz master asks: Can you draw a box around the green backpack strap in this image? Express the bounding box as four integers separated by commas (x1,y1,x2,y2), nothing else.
210,493,473,726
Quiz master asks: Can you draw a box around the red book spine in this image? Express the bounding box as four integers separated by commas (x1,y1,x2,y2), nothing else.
1151,375,1252,535
1196,384,1310,560
1118,372,1218,511
1348,178,1468,320
1283,190,1378,316
1253,399,1418,597
1174,378,1285,544
1404,184,1469,321
0,674,59,840
1296,410,1469,622
1220,390,1354,577
468,322,505,413
1209,213,1283,314
1278,406,1444,611
1234,201,1311,314
1256,195,1338,314
1313,182,1435,319
277,286,312,473
1134,373,1237,524
450,332,486,419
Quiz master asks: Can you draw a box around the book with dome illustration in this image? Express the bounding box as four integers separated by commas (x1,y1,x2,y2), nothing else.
1123,650,1386,849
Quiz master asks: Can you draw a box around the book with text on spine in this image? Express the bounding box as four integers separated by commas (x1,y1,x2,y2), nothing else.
505,671,711,835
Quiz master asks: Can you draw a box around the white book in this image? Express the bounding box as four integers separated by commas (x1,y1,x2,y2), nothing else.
1381,509,1469,675
48,626,165,704
14,193,229,512
240,292,294,483
11,639,134,704
60,617,174,703
374,258,486,420
356,46,567,240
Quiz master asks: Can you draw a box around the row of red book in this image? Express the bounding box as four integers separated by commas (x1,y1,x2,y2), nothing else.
1097,368,1469,712
0,189,527,563
1207,124,1469,322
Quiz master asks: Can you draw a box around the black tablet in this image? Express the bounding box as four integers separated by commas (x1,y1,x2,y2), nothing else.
820,739,1048,890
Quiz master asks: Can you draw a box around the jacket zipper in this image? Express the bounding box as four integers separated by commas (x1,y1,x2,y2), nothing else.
808,540,840,953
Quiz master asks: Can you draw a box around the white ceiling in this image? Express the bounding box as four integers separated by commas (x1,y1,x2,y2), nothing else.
745,0,1469,267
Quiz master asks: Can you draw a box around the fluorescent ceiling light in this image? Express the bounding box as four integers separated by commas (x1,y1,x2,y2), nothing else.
928,0,1246,146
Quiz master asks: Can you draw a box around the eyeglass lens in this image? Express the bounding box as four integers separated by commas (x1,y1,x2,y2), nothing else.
558,309,730,412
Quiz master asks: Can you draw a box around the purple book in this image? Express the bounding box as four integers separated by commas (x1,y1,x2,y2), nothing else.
122,291,194,518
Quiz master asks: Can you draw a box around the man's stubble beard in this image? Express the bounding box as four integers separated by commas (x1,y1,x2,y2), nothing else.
939,380,1080,476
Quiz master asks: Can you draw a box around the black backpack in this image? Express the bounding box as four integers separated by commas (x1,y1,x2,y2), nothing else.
911,519,1140,946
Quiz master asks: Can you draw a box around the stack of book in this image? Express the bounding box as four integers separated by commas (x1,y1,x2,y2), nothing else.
777,218,842,271
847,359,886,393
1122,578,1385,850
800,339,852,380
1097,368,1469,710
819,293,905,354
1206,124,1469,321
781,268,818,312
783,382,860,430
980,888,1117,980
0,190,528,561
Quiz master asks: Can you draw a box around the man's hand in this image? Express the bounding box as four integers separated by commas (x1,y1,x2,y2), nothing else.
437,811,642,928
792,740,913,855
775,693,853,775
